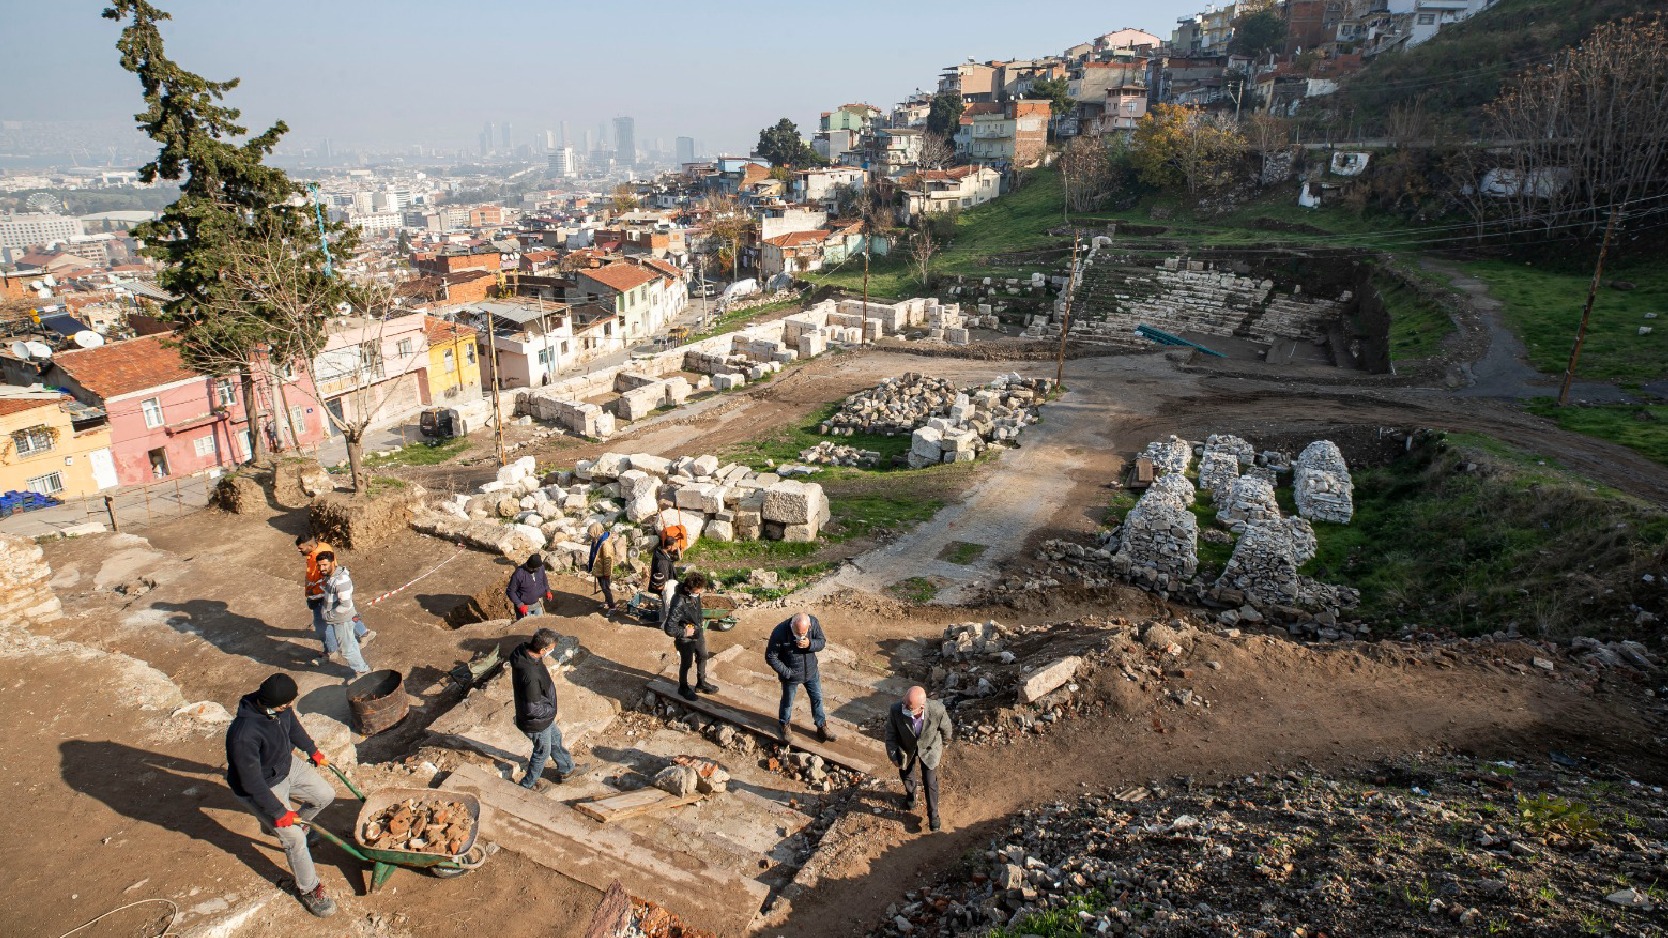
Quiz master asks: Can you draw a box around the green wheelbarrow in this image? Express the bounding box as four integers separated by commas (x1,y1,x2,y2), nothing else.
306,764,488,893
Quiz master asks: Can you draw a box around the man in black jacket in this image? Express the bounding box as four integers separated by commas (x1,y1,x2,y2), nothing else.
509,628,591,790
506,553,551,620
226,673,338,917
661,572,716,701
764,612,836,744
647,536,678,619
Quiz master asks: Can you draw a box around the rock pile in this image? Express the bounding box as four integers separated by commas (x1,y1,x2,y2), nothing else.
1139,435,1192,474
821,373,960,436
797,441,884,468
906,375,1053,469
1294,439,1355,523
1195,434,1253,492
1215,474,1282,531
0,533,63,628
1214,516,1320,606
410,452,832,565
874,754,1668,938
1109,482,1199,585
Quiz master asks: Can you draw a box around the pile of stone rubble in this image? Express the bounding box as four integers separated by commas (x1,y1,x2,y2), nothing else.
820,373,961,436
797,441,884,468
1108,472,1199,587
907,375,1053,469
872,750,1668,938
410,452,831,566
1294,439,1356,523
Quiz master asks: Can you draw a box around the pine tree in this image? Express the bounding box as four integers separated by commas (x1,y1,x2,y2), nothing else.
104,1,347,464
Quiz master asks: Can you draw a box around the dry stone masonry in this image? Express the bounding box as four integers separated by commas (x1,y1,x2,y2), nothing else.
1140,435,1193,475
1293,440,1355,524
1214,516,1319,607
0,533,64,628
1216,474,1283,532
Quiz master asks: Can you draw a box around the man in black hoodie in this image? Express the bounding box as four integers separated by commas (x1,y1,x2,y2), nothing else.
226,673,338,918
506,553,552,620
509,628,592,790
661,573,716,701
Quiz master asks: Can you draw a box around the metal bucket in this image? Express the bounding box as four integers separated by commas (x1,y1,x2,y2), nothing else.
347,669,408,736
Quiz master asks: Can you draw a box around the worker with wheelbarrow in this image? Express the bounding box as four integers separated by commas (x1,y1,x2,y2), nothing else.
226,673,339,917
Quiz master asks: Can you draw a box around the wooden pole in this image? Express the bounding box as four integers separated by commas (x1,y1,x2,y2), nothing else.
143,483,151,521
1558,207,1620,407
488,312,506,467
104,495,119,533
175,477,182,516
1055,236,1081,385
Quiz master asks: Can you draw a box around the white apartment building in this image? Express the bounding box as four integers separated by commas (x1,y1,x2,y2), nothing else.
0,212,85,250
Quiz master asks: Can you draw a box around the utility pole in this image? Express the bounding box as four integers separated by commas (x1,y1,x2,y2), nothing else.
1558,207,1620,407
487,310,506,466
1055,235,1081,385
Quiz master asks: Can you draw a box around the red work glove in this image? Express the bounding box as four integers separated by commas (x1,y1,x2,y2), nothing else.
518,604,529,615
311,751,329,767
545,591,553,600
274,810,300,828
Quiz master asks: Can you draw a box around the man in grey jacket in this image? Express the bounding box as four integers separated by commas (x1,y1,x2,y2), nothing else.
884,685,953,832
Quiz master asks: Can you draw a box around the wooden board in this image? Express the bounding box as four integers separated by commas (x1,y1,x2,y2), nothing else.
647,677,886,776
581,881,632,938
575,788,707,823
441,763,765,937
1133,456,1155,487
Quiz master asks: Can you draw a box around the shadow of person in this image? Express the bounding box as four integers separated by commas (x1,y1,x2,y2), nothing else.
59,739,364,893
150,598,318,671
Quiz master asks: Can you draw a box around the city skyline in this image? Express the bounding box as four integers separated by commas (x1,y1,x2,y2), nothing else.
0,0,1199,159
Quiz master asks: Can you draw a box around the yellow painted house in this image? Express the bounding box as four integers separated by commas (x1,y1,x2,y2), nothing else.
0,392,117,499
423,315,483,403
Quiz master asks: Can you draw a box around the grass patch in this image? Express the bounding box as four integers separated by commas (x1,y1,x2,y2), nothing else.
828,493,945,540
696,294,805,339
366,476,409,491
1525,400,1668,468
990,889,1110,938
684,539,819,566
362,437,471,467
1302,432,1668,637
1188,502,1234,575
717,399,914,472
888,576,939,604
1462,258,1668,383
1375,268,1457,361
940,540,988,565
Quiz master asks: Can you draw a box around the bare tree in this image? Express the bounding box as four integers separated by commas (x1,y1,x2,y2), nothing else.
698,194,756,279
909,226,937,286
1058,135,1114,221
1384,96,1432,148
207,228,426,492
1484,14,1668,239
917,133,955,170
1243,113,1292,185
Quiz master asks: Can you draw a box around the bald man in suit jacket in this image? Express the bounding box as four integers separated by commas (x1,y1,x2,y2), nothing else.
884,685,953,832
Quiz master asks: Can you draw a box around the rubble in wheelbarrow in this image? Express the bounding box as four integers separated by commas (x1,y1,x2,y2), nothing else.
360,797,472,856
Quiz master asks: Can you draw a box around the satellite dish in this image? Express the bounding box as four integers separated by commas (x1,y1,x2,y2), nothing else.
72,331,104,349
9,342,28,359
23,342,53,360
34,288,51,298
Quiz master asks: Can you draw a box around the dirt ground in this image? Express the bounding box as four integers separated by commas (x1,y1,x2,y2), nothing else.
7,339,1668,938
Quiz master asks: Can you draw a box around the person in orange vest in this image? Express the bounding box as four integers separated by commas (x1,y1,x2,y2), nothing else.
296,533,372,663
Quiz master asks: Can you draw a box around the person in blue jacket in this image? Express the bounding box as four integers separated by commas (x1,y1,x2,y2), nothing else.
506,553,551,620
764,612,836,744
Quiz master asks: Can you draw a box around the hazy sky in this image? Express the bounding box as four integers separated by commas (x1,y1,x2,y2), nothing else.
4,0,1200,156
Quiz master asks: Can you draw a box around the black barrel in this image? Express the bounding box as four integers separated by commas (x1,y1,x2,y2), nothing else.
347,669,408,736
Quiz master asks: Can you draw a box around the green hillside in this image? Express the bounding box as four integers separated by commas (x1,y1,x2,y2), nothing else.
1342,0,1668,131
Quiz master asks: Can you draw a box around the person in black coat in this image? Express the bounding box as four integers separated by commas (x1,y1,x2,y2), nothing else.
764,612,836,743
661,572,715,701
225,673,338,917
509,628,591,789
647,536,678,618
506,554,551,620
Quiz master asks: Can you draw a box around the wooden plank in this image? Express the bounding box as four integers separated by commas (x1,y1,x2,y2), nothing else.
648,677,885,776
581,881,633,938
442,763,764,937
575,789,706,823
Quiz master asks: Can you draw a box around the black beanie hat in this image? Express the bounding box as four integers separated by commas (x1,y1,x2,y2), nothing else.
256,673,299,708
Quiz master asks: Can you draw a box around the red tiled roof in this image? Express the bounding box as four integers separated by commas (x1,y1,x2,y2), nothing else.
51,333,200,400
423,315,478,343
581,264,659,292
637,257,684,279
764,229,832,248
0,396,60,418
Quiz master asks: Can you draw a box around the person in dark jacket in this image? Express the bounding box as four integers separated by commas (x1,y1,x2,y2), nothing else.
506,554,552,620
661,572,715,701
646,536,678,619
764,612,836,744
225,673,338,917
509,628,591,790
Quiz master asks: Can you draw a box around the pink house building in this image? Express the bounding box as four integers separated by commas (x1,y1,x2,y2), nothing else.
46,334,330,485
